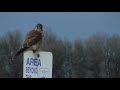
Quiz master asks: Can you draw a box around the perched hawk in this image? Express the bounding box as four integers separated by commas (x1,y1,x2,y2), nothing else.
12,23,43,60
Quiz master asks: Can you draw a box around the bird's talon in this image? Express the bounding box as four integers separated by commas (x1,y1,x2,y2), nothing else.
37,54,40,57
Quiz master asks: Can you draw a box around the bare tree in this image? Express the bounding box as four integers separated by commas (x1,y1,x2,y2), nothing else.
0,30,22,78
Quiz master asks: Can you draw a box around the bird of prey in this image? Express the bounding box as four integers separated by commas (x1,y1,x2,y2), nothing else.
12,23,43,60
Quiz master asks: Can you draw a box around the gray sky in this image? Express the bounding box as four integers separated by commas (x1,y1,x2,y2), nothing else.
0,12,120,40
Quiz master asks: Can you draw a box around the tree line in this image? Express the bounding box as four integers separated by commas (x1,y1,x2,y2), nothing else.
0,29,120,78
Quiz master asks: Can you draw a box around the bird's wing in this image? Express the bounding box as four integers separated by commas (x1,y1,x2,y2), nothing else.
21,30,42,49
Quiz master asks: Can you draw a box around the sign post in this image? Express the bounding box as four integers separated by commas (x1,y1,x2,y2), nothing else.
23,50,53,78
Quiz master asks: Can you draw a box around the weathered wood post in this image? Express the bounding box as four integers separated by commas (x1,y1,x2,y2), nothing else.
23,50,53,78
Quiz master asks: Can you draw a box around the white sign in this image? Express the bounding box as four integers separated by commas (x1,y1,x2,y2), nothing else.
23,50,53,78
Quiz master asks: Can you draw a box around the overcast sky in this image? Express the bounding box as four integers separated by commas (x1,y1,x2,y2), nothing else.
0,12,120,40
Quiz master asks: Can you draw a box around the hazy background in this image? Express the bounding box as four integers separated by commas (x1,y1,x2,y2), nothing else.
0,12,120,40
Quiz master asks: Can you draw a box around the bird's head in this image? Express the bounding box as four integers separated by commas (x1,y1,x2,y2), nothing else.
34,23,43,33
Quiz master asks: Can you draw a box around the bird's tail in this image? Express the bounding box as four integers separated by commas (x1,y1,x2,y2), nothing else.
12,47,29,60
